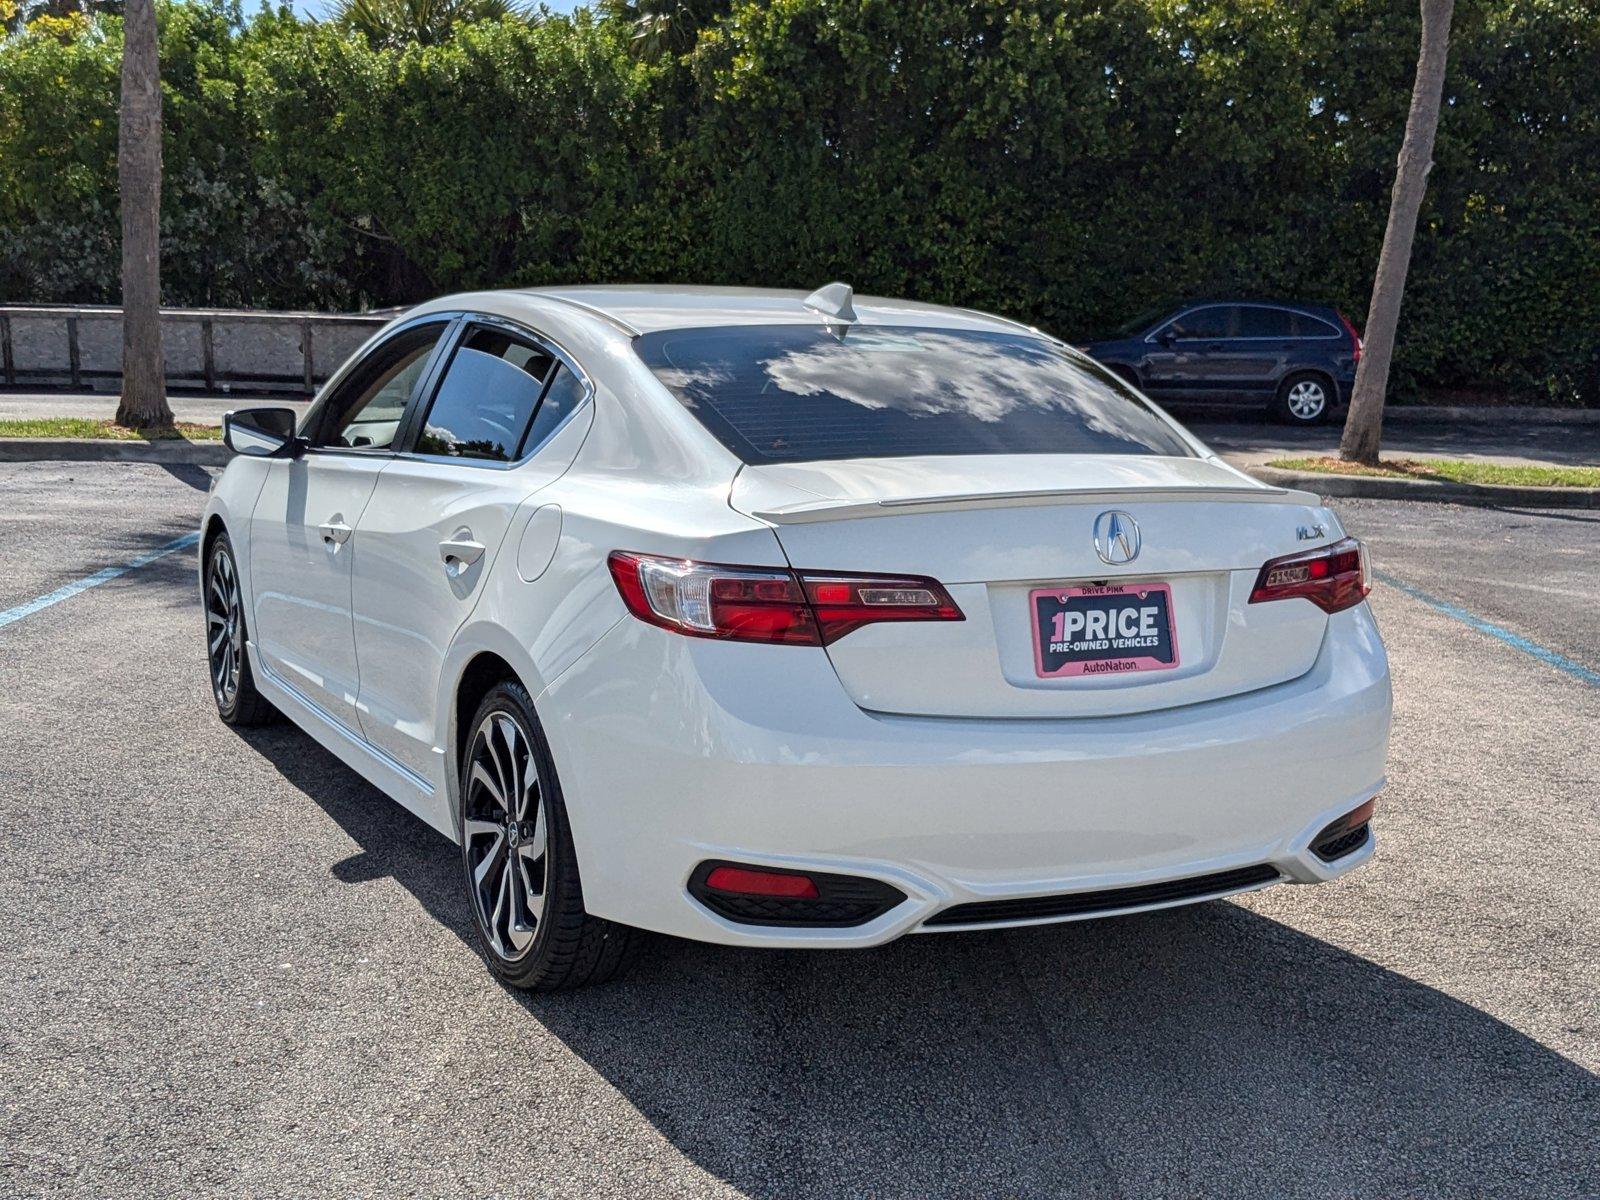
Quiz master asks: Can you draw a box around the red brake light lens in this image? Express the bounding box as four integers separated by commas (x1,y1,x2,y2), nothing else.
1337,311,1363,365
800,573,964,643
1249,537,1370,614
607,551,964,645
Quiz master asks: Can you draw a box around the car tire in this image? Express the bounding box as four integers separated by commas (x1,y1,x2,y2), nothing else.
204,531,276,727
1273,372,1333,425
1107,364,1142,390
458,681,638,991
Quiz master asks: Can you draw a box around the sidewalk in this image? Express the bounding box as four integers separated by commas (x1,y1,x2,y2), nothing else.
0,390,311,426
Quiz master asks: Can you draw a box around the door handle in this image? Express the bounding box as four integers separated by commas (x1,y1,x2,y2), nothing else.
319,519,353,546
439,536,486,574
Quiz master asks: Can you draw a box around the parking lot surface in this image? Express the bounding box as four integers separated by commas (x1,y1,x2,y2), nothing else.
1,460,1596,1198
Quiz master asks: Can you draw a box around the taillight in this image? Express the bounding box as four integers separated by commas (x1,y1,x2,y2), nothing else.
1249,537,1370,614
607,551,964,646
1337,311,1363,365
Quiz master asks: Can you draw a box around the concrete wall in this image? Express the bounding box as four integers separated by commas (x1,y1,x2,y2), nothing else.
0,306,392,396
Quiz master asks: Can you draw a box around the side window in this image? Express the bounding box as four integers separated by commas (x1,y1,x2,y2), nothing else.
313,323,446,450
1288,312,1341,338
1237,307,1296,338
1168,307,1235,339
518,364,587,456
415,326,555,462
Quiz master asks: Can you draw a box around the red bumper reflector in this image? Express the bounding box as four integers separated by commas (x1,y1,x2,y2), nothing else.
704,866,821,899
1336,797,1377,831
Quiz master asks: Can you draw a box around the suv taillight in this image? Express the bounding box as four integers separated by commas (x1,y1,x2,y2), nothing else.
607,551,964,646
1249,537,1370,614
1337,311,1363,366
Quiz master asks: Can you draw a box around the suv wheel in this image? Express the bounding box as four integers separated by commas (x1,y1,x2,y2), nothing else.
1274,373,1332,424
458,681,637,990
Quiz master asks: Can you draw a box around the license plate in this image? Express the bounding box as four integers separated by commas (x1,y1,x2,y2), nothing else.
1030,582,1180,678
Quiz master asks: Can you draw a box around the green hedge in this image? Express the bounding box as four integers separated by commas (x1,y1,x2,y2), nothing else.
3,0,1597,400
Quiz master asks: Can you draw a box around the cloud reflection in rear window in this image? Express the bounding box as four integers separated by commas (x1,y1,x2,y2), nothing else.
635,325,1194,464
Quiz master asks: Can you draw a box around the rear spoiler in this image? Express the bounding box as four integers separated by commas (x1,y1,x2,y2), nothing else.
747,483,1306,525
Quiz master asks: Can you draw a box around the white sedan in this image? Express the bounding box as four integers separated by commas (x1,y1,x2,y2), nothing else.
202,284,1391,990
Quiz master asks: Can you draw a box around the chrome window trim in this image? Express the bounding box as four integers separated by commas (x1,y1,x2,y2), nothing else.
1145,303,1343,343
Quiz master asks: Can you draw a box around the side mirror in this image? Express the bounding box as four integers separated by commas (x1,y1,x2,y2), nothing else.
223,407,303,458
1157,329,1178,347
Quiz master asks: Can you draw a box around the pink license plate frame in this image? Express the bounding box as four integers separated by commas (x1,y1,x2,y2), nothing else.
1029,582,1181,679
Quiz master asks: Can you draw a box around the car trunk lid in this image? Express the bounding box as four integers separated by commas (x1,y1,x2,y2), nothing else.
730,454,1337,718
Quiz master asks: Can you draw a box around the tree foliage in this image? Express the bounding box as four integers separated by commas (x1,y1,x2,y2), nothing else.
331,0,530,52
2,0,1597,400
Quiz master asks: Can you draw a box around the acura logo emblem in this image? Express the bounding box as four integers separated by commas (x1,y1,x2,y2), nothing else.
1093,511,1141,565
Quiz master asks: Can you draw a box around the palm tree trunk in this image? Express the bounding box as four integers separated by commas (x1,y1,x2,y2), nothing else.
115,0,172,430
1339,0,1454,465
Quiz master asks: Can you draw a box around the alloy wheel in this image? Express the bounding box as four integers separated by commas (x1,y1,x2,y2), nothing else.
205,546,243,708
1286,379,1328,421
463,710,549,961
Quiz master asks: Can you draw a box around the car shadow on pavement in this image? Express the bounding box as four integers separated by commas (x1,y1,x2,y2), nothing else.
246,724,1599,1199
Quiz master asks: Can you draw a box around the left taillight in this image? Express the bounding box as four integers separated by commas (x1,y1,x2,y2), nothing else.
606,551,964,646
1249,537,1370,614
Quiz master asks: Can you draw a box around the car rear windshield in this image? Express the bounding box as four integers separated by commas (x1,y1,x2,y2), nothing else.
634,324,1194,464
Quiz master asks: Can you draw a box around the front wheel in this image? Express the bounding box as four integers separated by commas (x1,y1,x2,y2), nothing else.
1273,373,1333,425
458,681,637,990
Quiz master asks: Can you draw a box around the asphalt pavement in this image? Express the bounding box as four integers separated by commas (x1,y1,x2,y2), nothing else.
1,461,1596,1198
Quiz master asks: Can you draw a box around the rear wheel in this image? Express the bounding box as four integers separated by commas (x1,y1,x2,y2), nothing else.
1273,372,1332,424
204,532,274,726
458,681,637,990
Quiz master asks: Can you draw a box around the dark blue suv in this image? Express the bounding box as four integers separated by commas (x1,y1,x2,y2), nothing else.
1080,301,1363,424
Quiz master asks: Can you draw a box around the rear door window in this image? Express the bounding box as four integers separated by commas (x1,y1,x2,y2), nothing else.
519,364,586,456
1288,312,1341,338
415,326,556,462
1236,307,1296,338
635,324,1194,465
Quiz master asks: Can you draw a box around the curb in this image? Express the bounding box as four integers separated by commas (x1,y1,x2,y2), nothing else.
1169,402,1600,426
1249,465,1600,509
0,438,231,466
1382,404,1600,426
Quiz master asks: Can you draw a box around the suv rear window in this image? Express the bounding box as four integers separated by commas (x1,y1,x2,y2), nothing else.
634,325,1194,464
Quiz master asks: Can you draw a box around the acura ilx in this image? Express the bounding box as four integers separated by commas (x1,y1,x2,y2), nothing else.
201,284,1391,990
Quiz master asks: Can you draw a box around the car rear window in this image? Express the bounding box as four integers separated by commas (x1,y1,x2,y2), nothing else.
634,325,1194,464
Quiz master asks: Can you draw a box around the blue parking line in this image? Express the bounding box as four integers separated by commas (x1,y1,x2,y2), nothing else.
1376,570,1600,688
0,532,200,631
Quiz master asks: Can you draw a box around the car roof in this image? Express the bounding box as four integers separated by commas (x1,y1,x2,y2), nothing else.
1178,298,1341,317
513,284,1038,337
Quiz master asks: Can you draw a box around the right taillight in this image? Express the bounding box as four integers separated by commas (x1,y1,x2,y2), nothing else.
1249,537,1370,614
607,551,964,646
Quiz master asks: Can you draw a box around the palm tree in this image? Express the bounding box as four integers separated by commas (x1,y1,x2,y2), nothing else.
4,0,121,35
596,0,728,60
115,0,172,430
1339,0,1455,465
330,0,529,51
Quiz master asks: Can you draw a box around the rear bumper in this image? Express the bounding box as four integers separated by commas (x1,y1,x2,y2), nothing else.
541,602,1391,947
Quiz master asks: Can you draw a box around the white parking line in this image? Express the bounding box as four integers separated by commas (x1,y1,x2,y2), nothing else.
0,532,199,631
